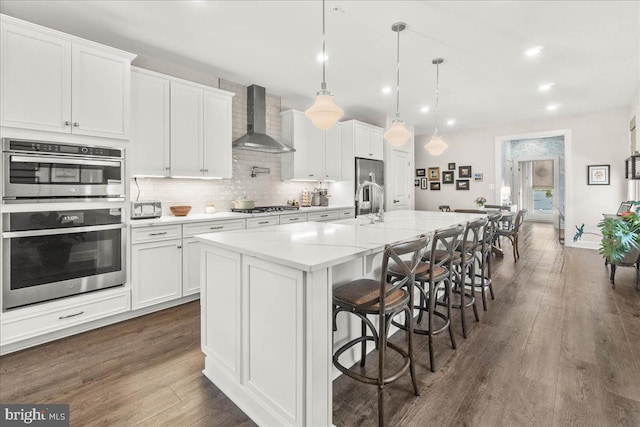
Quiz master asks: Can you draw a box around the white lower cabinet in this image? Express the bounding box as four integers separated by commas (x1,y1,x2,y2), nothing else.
308,210,341,222
247,216,280,228
280,213,308,224
131,237,183,309
1,287,130,347
182,219,245,296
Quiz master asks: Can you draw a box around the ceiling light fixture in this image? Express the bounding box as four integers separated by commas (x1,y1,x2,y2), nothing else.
424,58,448,156
384,22,412,147
525,45,544,57
305,0,343,130
420,106,430,113
538,82,554,92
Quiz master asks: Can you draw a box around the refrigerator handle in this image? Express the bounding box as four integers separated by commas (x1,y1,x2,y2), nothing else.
370,172,376,210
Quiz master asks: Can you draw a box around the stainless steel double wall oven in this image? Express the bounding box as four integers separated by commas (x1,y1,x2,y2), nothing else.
2,138,126,311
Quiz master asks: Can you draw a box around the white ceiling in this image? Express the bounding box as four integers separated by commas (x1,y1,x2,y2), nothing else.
1,1,638,134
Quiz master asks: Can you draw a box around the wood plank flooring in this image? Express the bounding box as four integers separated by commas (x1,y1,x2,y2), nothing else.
2,223,639,426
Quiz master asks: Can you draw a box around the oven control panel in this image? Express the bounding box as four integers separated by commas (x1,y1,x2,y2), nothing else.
6,139,123,158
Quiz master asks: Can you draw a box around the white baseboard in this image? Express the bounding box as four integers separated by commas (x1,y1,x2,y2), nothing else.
567,240,600,250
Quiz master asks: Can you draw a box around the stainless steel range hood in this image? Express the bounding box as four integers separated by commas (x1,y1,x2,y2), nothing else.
232,85,295,153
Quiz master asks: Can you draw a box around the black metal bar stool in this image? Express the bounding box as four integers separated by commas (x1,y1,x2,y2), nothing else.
332,235,429,427
388,224,464,372
471,212,501,311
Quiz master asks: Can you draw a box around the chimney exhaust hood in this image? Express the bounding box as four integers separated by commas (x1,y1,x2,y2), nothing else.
232,85,295,154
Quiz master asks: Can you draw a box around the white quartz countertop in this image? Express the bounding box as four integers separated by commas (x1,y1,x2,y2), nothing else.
195,210,483,272
129,205,354,228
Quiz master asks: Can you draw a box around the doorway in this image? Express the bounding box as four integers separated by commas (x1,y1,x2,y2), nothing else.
516,158,559,223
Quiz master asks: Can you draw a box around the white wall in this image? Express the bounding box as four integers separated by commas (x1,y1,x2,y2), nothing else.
414,107,630,249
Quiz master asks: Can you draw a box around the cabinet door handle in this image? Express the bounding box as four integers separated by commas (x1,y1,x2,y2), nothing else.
393,199,400,203
289,217,299,221
309,174,314,177
73,122,79,127
64,121,71,126
320,214,328,218
177,245,182,249
165,167,171,171
59,311,84,320
369,153,373,156
149,231,168,236
210,226,224,230
258,221,269,224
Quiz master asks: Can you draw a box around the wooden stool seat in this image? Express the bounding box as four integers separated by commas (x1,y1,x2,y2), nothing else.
388,260,448,281
333,279,408,312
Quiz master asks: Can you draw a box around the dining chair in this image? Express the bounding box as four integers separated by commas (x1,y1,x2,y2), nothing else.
495,209,526,261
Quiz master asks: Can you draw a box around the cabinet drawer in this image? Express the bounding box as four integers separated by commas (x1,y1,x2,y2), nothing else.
339,208,355,218
308,210,340,222
1,289,130,346
131,224,181,244
183,219,245,237
246,216,280,228
279,213,308,224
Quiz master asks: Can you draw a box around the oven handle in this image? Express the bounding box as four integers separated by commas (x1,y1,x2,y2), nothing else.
10,155,121,168
3,223,125,238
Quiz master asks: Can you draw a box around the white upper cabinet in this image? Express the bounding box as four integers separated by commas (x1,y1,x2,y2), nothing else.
0,15,135,139
203,89,233,179
130,68,171,176
349,121,384,160
170,81,203,177
281,110,342,181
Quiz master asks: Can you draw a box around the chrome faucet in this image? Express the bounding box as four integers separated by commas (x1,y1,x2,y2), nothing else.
355,180,384,224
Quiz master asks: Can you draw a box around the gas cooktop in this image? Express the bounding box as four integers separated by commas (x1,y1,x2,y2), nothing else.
230,205,300,214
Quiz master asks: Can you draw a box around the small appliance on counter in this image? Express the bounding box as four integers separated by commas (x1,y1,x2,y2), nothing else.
301,189,311,207
311,185,330,206
131,201,162,219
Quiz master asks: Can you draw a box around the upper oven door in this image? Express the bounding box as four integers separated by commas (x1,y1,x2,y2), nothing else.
3,152,124,200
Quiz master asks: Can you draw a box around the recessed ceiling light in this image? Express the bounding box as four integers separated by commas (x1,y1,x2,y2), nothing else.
538,82,555,92
546,104,560,111
446,119,456,126
420,106,430,113
525,46,544,57
316,52,328,62
382,86,392,94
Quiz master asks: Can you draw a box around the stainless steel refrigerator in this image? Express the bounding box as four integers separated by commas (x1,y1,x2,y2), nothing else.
355,158,385,216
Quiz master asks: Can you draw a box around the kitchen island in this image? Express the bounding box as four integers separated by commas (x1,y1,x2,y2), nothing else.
196,210,482,427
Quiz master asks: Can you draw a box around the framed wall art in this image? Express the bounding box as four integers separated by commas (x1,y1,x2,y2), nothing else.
474,173,483,182
415,179,420,187
430,182,441,190
587,165,610,185
459,166,472,178
448,162,456,170
456,179,470,190
416,168,426,177
442,171,454,184
420,178,428,189
428,167,440,181
617,202,633,216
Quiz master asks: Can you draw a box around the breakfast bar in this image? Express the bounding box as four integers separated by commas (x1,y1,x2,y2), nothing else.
196,210,482,427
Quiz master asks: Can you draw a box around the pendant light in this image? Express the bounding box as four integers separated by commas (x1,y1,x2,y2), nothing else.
384,22,412,147
424,58,448,156
305,0,343,130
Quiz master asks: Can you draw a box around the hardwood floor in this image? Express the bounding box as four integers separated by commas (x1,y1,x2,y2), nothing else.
2,223,639,426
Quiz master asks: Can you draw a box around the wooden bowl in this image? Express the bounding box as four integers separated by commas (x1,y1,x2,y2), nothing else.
170,205,192,216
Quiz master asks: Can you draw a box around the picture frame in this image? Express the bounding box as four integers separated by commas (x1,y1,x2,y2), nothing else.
459,165,472,178
430,182,441,190
448,162,456,170
442,171,454,184
428,167,440,181
474,173,483,182
420,178,428,189
414,179,420,187
587,164,610,185
416,168,426,177
456,179,470,190
617,202,633,216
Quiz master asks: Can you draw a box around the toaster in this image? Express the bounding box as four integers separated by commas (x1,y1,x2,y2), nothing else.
131,201,162,219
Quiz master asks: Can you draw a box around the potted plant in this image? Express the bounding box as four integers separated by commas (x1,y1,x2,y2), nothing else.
475,196,487,208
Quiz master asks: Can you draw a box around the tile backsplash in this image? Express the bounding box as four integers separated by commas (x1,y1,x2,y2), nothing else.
130,79,316,215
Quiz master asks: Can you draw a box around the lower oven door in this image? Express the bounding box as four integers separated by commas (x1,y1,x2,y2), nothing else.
2,223,126,311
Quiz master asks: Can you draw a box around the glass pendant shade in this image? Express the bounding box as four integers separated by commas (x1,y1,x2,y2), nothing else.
425,134,448,156
384,119,412,146
305,93,343,130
